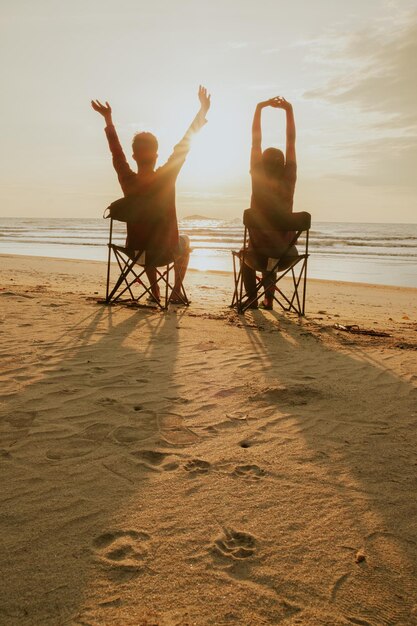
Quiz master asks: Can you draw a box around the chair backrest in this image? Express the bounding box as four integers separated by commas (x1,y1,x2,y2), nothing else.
243,208,311,232
104,194,164,224
243,208,311,259
104,194,179,264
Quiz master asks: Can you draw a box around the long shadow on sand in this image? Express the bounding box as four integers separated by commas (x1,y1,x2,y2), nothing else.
232,306,417,624
1,293,417,625
0,300,188,625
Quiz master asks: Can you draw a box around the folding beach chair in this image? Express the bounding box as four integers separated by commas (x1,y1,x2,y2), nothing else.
231,208,311,315
103,196,189,311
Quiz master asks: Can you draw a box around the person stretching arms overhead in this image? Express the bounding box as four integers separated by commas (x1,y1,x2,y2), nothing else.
92,86,211,303
243,96,297,309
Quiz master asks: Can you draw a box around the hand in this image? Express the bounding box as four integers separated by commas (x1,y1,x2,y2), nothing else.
91,99,112,121
198,85,211,114
268,96,292,110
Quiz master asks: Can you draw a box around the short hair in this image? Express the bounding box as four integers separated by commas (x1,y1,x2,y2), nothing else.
132,132,158,156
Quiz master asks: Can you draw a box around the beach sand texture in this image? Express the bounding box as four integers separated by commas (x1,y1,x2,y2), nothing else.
1,254,417,626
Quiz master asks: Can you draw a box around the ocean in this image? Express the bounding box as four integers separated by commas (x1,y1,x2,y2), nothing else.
0,217,416,288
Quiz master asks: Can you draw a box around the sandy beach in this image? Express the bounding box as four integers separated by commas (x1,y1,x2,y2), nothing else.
1,253,417,626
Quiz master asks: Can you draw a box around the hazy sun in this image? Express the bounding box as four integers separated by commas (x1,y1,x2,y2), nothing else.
176,105,249,187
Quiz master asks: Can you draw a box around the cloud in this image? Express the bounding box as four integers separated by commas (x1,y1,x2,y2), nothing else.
303,11,417,191
330,136,417,188
305,12,417,126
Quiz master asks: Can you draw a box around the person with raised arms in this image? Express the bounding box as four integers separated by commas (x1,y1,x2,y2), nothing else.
243,96,298,309
92,86,211,303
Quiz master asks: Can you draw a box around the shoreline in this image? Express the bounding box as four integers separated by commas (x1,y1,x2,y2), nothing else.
1,252,417,293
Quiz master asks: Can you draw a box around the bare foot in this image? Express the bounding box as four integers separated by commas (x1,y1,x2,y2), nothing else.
260,299,273,310
170,285,188,305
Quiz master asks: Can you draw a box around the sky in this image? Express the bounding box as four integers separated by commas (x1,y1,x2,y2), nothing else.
0,0,416,223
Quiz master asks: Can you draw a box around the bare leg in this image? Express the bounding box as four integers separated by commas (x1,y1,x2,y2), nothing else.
145,266,160,301
261,271,276,308
171,250,190,303
242,262,258,308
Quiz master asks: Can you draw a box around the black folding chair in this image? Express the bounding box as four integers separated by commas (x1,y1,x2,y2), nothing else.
231,208,311,315
103,196,189,311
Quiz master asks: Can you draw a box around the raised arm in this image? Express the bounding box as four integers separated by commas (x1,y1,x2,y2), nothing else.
251,99,276,171
251,103,263,169
185,85,211,140
164,85,211,176
284,100,296,165
91,99,133,186
270,96,296,165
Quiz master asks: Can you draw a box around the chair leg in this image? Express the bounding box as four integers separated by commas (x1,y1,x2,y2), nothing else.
290,267,302,314
231,253,238,307
140,263,187,310
231,252,244,309
164,264,170,310
273,261,304,315
114,250,136,300
105,219,113,302
163,264,189,307
239,274,265,312
105,247,187,311
238,228,249,312
232,227,310,317
107,250,143,303
177,281,190,306
241,255,309,316
302,240,309,316
287,258,308,316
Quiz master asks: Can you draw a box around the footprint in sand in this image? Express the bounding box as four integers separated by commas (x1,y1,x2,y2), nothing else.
158,412,199,446
184,459,211,475
92,530,150,581
112,426,150,444
106,410,199,448
131,449,179,472
249,384,322,407
212,527,257,561
111,411,157,444
233,464,266,480
46,437,96,460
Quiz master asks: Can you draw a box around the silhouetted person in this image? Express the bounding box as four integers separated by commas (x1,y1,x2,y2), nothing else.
242,96,297,309
92,86,211,302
